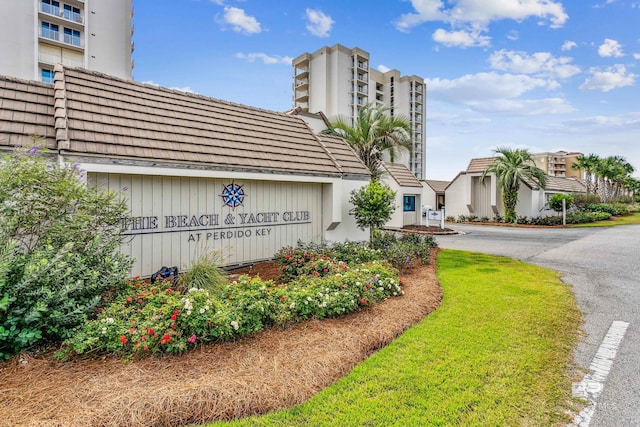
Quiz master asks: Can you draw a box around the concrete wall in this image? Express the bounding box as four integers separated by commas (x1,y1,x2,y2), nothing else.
0,0,35,80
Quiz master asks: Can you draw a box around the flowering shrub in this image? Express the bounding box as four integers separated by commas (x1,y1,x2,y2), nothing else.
59,261,403,359
274,246,318,281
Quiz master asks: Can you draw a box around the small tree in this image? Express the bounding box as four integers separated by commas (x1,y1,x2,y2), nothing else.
0,144,132,359
349,180,396,241
549,193,573,213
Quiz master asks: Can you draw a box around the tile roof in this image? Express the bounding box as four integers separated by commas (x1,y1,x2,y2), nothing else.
466,157,496,173
541,176,587,193
315,133,370,177
0,77,56,149
382,162,423,188
424,179,449,193
1,66,368,178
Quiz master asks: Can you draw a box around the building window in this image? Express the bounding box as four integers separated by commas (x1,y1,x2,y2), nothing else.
41,21,59,41
41,68,54,84
41,0,60,15
64,27,81,46
63,4,82,22
403,196,416,212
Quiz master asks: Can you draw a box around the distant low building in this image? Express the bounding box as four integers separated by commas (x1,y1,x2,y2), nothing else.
422,180,448,211
532,151,584,179
444,157,586,220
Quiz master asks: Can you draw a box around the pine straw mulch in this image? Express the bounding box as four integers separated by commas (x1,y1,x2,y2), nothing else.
0,249,443,427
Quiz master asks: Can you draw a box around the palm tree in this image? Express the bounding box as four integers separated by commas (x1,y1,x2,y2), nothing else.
481,147,547,223
324,103,412,180
596,156,635,202
571,153,600,194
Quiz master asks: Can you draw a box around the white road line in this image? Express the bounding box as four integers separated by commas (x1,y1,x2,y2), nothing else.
568,320,630,427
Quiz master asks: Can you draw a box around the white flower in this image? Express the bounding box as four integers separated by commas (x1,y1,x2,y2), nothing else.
289,302,296,309
231,320,239,330
106,317,115,324
187,310,192,315
101,327,107,334
199,308,205,314
188,287,198,293
204,305,209,310
304,301,308,305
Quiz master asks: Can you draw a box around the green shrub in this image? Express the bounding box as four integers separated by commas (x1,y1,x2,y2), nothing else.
330,241,382,264
582,203,617,215
372,232,436,271
572,193,600,209
611,203,630,215
549,194,573,212
0,145,131,359
566,211,612,224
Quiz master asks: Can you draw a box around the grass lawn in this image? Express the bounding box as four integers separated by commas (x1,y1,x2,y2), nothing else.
208,250,581,427
570,211,640,227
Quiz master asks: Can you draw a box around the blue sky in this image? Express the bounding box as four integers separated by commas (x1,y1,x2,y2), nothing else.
132,0,640,181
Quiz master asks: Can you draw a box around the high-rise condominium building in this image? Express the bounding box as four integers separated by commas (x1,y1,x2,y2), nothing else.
533,151,584,179
292,44,426,179
0,0,134,83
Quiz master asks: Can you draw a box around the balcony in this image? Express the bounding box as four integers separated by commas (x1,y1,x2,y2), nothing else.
40,28,84,49
40,4,84,24
294,90,309,102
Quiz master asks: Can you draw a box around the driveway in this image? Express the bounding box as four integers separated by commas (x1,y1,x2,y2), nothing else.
436,224,640,427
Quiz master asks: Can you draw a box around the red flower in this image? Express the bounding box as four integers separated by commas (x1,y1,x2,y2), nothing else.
170,314,177,321
323,269,328,273
360,298,367,305
148,328,154,335
170,324,176,329
280,296,286,301
160,334,171,345
134,276,140,280
126,297,132,303
173,309,179,315
141,335,146,341
166,289,172,293
119,335,127,345
143,346,149,351
187,334,197,343
129,328,136,334
137,299,143,303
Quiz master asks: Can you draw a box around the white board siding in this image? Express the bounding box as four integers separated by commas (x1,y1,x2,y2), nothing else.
89,173,323,277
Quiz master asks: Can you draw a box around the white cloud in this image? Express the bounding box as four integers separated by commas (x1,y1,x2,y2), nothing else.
432,28,491,47
377,64,391,73
235,52,293,65
220,7,261,35
209,0,224,5
506,31,519,41
425,72,571,116
395,0,568,32
580,64,635,92
305,9,334,37
598,38,624,57
489,50,581,79
634,53,640,60
562,40,577,51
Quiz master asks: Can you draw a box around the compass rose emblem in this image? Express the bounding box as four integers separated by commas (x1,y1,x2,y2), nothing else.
220,181,246,209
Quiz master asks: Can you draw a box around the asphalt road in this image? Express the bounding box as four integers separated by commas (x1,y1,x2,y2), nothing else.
435,224,640,427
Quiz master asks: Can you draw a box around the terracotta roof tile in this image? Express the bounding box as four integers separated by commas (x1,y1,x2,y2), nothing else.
382,162,422,188
466,157,497,173
314,134,370,177
425,179,449,193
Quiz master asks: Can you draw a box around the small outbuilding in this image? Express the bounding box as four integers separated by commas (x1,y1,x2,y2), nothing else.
381,162,424,229
444,157,587,220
